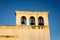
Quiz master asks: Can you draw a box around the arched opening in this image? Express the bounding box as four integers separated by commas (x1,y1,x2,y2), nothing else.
38,16,44,26
30,16,35,25
21,16,26,26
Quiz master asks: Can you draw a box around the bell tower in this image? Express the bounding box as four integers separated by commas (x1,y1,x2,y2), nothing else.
15,11,50,40
15,11,49,28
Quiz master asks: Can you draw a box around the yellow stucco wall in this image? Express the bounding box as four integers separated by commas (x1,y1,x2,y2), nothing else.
0,26,50,40
15,11,49,26
0,11,50,40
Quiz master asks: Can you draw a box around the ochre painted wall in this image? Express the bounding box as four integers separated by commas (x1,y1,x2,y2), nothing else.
0,11,50,40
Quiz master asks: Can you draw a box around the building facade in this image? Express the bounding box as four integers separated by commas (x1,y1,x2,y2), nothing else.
0,11,50,40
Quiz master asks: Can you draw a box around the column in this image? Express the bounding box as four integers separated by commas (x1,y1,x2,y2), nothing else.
16,15,20,26
27,15,29,26
35,16,38,26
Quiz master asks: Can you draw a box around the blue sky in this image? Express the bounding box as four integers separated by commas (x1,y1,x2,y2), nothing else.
0,0,60,40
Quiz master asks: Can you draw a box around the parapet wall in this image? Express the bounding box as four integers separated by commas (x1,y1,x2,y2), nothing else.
0,26,50,40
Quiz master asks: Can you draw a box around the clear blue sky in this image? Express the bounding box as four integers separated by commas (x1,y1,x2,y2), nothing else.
0,0,60,40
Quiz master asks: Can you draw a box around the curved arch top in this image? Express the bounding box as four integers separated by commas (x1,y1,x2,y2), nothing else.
38,16,44,26
29,16,35,25
21,16,26,26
